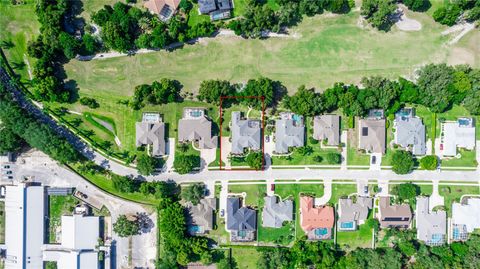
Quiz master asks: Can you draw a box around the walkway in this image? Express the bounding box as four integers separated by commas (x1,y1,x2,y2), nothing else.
340,130,347,170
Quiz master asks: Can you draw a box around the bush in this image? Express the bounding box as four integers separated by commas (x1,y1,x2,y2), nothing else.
113,215,140,237
326,152,341,164
419,155,438,170
174,155,200,174
79,97,99,108
309,137,319,144
313,155,323,163
136,154,159,175
391,150,414,174
246,152,263,170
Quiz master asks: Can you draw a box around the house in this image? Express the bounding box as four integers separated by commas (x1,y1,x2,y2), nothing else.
178,108,218,149
226,197,256,242
275,112,305,154
441,118,476,157
4,183,45,269
394,108,426,155
198,0,232,21
300,196,335,240
136,113,166,156
358,110,386,154
144,0,181,20
337,197,373,231
313,115,340,146
415,197,446,246
43,214,101,269
451,198,480,241
186,198,217,235
262,196,293,228
378,197,412,228
231,111,261,155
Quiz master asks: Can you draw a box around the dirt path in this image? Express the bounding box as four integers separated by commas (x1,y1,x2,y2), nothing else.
442,23,475,45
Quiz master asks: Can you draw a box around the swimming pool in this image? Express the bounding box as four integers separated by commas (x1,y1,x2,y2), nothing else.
314,228,328,236
340,222,354,229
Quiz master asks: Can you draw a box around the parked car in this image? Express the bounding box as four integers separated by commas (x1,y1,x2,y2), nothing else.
266,136,270,142
2,176,13,180
371,156,376,164
271,184,275,191
1,170,12,175
364,186,368,194
2,165,10,169
220,209,225,217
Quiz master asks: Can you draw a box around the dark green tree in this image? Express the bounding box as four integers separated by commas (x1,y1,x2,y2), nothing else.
181,183,206,205
419,155,438,170
246,151,263,170
136,154,158,175
113,215,140,237
391,150,415,174
174,155,200,174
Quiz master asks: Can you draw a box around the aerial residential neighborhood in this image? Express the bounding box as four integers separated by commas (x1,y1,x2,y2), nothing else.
1,0,480,268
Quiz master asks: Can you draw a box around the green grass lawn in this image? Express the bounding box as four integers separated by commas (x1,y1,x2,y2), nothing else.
231,246,261,269
275,183,324,239
0,202,4,244
336,217,373,250
49,195,79,243
441,149,477,167
257,221,295,244
228,184,266,207
62,9,476,99
69,163,159,205
0,0,40,80
329,184,357,204
187,3,211,27
439,185,480,216
347,144,370,166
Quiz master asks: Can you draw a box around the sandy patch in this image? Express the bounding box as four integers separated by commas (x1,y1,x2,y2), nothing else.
395,9,422,31
447,47,476,66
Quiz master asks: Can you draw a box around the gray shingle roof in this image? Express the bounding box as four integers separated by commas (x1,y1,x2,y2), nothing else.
262,196,293,228
394,110,426,155
379,197,412,228
135,121,166,156
338,197,373,224
416,197,447,245
359,118,386,154
313,115,340,146
231,112,261,154
275,114,305,154
178,111,217,149
198,0,216,14
186,198,217,232
226,197,256,231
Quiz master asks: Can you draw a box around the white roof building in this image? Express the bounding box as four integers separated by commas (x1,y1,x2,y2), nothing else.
441,118,476,157
4,183,45,269
452,198,480,233
43,214,100,269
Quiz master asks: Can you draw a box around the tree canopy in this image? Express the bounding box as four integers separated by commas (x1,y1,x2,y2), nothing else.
136,154,159,175
113,215,140,237
181,183,206,205
419,155,438,170
246,151,263,170
173,155,200,174
391,150,415,174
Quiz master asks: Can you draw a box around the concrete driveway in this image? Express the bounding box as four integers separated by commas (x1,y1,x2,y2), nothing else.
165,138,176,173
220,137,231,169
314,179,332,206
200,147,217,171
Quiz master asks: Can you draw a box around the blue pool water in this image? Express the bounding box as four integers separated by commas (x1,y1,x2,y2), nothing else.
340,222,354,229
458,119,470,126
190,110,202,117
453,228,460,239
314,228,328,236
189,225,200,233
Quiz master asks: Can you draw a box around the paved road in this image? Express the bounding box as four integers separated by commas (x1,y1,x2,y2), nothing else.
2,67,480,186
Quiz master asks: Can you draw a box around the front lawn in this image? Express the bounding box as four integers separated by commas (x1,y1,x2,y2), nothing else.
329,184,357,204
441,149,477,168
347,144,370,166
439,185,480,216
271,147,341,166
228,184,266,207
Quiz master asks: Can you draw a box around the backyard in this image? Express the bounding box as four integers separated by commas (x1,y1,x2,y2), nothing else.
336,215,373,250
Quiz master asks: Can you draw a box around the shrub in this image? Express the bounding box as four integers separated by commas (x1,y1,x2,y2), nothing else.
79,97,99,108
391,150,414,174
420,155,438,170
326,152,341,164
